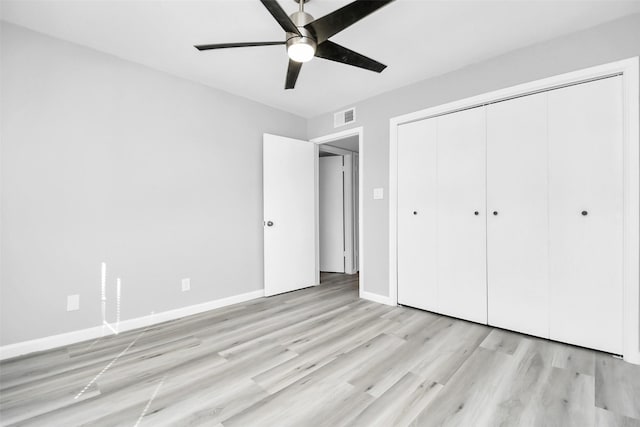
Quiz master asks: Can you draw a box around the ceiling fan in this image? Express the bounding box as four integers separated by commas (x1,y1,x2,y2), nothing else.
194,0,395,89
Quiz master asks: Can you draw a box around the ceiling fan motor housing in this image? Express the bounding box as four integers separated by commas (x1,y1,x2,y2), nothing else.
286,11,317,58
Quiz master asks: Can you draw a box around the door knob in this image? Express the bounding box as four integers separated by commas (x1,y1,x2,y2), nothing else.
581,211,588,216
493,211,498,216
474,211,479,216
266,221,274,227
413,211,418,215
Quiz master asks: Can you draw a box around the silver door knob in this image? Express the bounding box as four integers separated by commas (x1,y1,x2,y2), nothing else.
266,221,274,227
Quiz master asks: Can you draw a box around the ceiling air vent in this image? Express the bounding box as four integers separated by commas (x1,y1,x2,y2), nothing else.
334,107,356,128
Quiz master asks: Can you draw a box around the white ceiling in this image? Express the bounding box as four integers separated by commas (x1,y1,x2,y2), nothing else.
2,0,640,118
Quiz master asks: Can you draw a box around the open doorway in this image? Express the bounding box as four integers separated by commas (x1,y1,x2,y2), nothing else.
313,129,361,287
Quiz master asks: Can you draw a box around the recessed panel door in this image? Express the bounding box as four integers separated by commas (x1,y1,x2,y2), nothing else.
397,119,438,311
487,93,549,338
436,107,487,323
548,77,624,354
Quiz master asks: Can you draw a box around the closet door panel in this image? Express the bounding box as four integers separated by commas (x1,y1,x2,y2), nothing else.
397,119,438,311
487,92,549,338
436,107,487,323
548,77,624,354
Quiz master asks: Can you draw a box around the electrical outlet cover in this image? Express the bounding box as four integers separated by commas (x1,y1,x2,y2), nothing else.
67,294,80,311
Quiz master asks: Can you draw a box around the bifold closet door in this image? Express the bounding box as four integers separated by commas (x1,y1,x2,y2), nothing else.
436,108,487,323
548,77,624,354
397,119,437,311
487,92,549,337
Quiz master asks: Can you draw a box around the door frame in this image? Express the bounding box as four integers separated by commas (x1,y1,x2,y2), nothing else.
318,153,346,273
311,127,363,295
389,57,639,364
319,145,358,274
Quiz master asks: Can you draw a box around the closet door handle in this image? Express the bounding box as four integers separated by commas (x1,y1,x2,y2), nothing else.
413,211,418,215
474,211,479,216
581,210,588,216
493,211,498,216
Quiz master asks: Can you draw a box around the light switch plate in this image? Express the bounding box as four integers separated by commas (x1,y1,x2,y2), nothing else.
67,294,79,311
182,278,190,292
373,188,384,200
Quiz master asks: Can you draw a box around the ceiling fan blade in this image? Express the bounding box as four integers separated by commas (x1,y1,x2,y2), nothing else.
285,59,303,90
305,0,394,44
194,41,285,51
315,40,386,73
260,0,302,36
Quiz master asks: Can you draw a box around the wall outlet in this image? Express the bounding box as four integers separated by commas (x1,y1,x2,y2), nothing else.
181,278,190,292
67,294,79,311
373,188,384,200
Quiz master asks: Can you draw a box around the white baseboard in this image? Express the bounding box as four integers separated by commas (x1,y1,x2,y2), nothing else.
360,290,395,306
0,289,264,361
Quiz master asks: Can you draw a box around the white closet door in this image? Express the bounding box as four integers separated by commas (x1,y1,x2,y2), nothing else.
487,92,549,337
548,77,624,354
436,107,487,323
397,119,438,311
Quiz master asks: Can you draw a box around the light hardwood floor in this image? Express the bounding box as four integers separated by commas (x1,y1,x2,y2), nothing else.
1,273,639,426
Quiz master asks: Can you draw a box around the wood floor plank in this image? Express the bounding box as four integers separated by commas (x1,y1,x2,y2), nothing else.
347,316,453,397
0,348,70,387
551,343,596,377
349,372,442,427
409,347,514,426
595,407,640,427
221,377,356,427
480,328,523,355
409,320,491,385
595,354,640,419
528,366,595,427
479,338,557,426
1,272,639,426
312,388,375,427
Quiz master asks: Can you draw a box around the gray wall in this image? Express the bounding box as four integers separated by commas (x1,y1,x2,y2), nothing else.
308,13,640,298
0,23,306,345
3,13,640,346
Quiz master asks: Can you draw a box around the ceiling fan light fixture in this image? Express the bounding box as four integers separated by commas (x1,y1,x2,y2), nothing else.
287,39,315,62
286,9,316,63
194,0,394,89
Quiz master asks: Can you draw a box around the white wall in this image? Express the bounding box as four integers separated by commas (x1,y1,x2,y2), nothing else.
0,23,306,346
307,13,640,298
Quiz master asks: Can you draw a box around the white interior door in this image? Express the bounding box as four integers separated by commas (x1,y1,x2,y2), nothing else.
548,77,624,354
319,156,345,273
263,134,316,296
397,119,438,311
436,107,487,323
487,93,549,337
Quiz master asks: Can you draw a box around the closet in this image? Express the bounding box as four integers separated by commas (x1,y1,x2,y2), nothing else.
397,76,624,354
